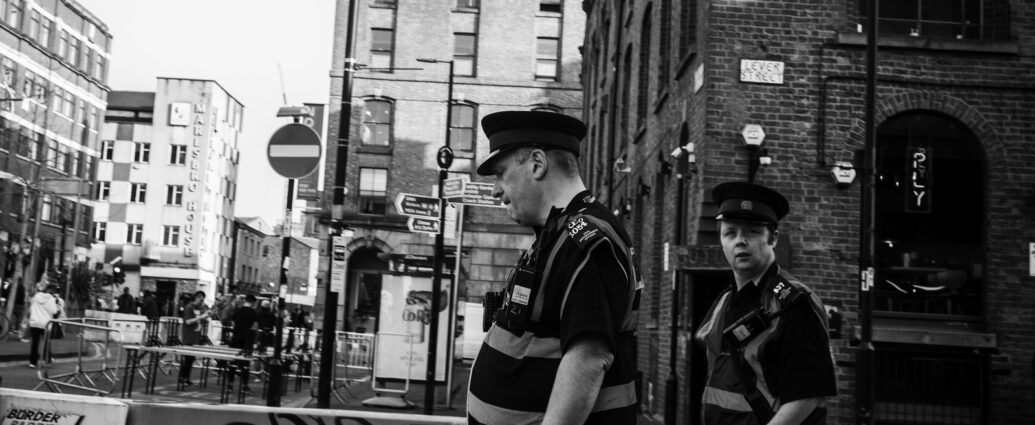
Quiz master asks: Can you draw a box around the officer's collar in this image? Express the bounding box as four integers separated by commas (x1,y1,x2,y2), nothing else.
734,261,780,292
540,190,595,232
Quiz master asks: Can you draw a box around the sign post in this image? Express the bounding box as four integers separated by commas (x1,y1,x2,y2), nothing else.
266,119,322,407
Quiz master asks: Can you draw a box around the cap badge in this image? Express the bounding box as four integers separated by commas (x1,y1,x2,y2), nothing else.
741,200,753,210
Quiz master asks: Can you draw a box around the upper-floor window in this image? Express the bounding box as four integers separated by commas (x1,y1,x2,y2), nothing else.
3,0,23,29
170,144,187,165
358,167,388,214
679,0,698,57
535,37,559,80
100,140,114,160
130,183,147,203
454,33,477,76
163,225,180,246
127,223,143,244
133,142,150,163
166,185,184,206
1,57,13,88
95,181,110,201
860,0,1010,41
370,28,394,71
93,221,106,242
450,103,476,151
28,10,51,47
361,99,392,146
57,29,68,58
539,0,562,14
68,37,80,66
637,5,653,127
456,0,478,10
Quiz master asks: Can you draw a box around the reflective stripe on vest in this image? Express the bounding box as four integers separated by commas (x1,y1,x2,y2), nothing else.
702,386,754,412
468,391,545,425
484,324,562,360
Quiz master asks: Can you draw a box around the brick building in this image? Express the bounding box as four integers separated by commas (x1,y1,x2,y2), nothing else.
581,0,1032,424
318,0,584,333
0,0,109,313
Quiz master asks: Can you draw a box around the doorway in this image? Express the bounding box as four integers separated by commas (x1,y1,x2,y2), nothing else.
682,270,730,425
155,280,176,317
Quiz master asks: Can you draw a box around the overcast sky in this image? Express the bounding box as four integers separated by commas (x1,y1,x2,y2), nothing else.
77,0,337,225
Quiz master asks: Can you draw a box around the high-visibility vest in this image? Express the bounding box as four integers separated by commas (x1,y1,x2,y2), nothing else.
695,265,829,425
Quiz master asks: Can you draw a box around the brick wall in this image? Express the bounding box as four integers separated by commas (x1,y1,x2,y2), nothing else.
584,0,1035,423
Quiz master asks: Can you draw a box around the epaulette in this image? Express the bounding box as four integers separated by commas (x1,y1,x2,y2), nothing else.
767,278,805,315
566,213,607,250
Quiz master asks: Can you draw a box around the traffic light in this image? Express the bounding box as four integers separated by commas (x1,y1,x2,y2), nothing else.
113,262,125,285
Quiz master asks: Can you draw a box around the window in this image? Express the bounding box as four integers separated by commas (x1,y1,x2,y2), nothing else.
40,195,52,222
860,0,1010,41
169,145,187,164
94,55,105,80
371,0,396,6
536,37,559,80
55,144,66,172
358,167,388,214
361,99,392,145
679,0,698,57
93,222,106,242
370,28,394,71
133,142,150,163
100,140,113,160
454,33,476,76
68,37,80,65
4,0,22,28
539,0,562,14
1,57,13,87
873,112,985,318
130,183,147,203
126,224,143,244
57,29,68,58
95,181,110,200
163,226,180,246
450,103,476,151
166,185,183,206
658,0,671,92
46,139,58,168
637,5,653,127
116,123,133,140
456,0,478,10
21,71,33,98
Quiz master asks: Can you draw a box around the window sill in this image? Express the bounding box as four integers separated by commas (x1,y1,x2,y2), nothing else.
652,91,669,115
854,317,996,349
837,32,1019,55
675,51,696,81
356,145,393,155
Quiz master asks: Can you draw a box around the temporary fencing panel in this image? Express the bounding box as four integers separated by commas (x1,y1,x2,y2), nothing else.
0,388,129,425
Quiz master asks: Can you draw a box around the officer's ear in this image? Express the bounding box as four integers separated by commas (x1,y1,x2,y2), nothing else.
529,149,549,180
768,228,779,247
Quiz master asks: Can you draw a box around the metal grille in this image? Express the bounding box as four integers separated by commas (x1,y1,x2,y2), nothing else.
876,345,987,425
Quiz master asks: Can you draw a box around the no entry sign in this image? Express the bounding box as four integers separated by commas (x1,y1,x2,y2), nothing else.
268,123,322,178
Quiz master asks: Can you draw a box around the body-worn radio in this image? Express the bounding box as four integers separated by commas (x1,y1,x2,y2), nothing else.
483,265,538,334
722,283,805,349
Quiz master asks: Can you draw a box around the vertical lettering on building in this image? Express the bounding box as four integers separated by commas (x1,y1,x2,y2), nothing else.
907,147,932,213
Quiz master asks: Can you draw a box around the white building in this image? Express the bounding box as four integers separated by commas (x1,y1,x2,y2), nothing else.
91,78,242,315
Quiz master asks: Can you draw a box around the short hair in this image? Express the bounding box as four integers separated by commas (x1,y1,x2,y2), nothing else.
245,294,257,303
194,290,206,298
511,147,580,177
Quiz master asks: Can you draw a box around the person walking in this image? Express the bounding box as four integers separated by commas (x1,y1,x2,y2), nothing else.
229,294,259,393
116,287,135,314
695,182,836,425
467,111,641,425
27,284,63,368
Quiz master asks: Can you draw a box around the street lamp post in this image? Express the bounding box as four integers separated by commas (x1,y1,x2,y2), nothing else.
415,57,454,415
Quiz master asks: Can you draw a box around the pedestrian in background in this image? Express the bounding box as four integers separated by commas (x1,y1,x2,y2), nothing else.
116,287,135,314
467,111,641,425
140,291,159,321
695,182,836,425
229,294,259,393
177,290,210,387
27,284,63,368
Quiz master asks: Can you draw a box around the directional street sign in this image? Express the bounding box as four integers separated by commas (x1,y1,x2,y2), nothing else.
395,193,441,218
443,178,466,198
267,123,323,178
447,180,503,207
408,217,440,235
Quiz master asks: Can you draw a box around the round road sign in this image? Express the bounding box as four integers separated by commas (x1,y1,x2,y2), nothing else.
267,123,322,178
437,146,454,169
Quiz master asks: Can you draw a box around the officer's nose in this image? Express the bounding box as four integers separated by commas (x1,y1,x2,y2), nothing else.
492,180,503,199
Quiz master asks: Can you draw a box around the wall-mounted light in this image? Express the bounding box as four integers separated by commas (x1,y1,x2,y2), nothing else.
741,124,768,182
831,161,857,187
613,155,632,174
671,142,697,179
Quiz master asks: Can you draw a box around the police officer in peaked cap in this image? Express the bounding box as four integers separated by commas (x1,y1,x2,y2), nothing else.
695,181,837,425
468,110,641,425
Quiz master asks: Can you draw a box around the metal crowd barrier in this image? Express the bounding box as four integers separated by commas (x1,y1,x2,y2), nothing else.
321,331,375,403
363,332,416,408
33,318,124,396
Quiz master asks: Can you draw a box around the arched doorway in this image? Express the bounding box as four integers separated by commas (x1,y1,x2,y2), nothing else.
346,247,388,333
873,111,986,319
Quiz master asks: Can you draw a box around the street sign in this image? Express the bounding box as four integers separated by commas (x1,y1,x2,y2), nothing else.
741,124,765,146
408,217,440,235
447,181,502,207
267,123,323,178
330,236,347,293
443,178,465,198
395,193,441,218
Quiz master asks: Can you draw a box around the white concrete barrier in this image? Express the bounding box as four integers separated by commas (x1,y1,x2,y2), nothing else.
0,388,128,425
126,402,466,425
